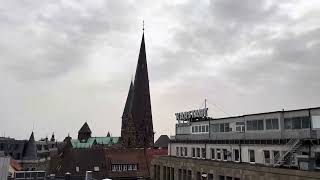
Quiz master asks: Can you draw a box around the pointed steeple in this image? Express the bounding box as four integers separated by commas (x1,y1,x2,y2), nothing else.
50,132,55,142
78,122,92,142
23,132,38,160
122,81,134,118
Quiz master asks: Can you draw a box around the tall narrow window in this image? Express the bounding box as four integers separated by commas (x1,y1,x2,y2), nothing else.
184,147,188,157
249,150,255,163
234,149,240,162
176,147,179,156
217,149,221,160
196,148,200,158
264,150,270,164
211,148,215,159
223,149,228,161
192,148,195,158
201,148,206,159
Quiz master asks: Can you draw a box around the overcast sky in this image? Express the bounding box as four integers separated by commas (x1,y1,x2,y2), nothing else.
1,0,320,141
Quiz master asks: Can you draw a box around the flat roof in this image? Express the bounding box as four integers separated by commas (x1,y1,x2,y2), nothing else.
185,106,320,122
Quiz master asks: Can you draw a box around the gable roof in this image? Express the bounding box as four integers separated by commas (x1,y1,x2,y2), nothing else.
154,135,170,148
78,122,92,134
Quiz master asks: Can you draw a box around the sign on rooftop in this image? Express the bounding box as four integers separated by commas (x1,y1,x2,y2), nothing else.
175,108,208,121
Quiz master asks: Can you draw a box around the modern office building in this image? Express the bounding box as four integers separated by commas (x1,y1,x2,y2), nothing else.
152,107,320,180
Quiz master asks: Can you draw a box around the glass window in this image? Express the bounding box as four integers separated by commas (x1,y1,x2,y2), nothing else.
192,148,195,158
264,150,270,164
257,120,264,130
217,149,221,160
187,170,192,180
236,122,245,132
192,126,194,133
205,125,209,132
180,147,184,156
224,123,230,132
249,150,255,163
266,119,272,129
234,149,240,162
284,118,292,129
195,126,199,132
201,148,206,159
184,147,188,157
212,124,219,132
223,149,228,161
196,148,200,158
302,117,310,128
211,148,215,159
176,147,179,156
292,117,302,129
202,125,205,132
220,124,225,132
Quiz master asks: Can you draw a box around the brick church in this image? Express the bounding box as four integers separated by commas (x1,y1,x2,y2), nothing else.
49,31,167,179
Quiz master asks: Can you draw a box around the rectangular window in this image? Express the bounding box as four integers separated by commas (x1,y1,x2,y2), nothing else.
223,149,228,161
217,149,221,160
176,147,179,156
273,151,280,163
184,147,188,157
264,150,270,164
234,149,240,162
183,169,187,180
292,117,302,129
211,148,215,159
219,176,225,180
247,120,264,130
180,147,184,156
94,166,99,172
192,126,194,133
195,126,199,132
196,148,200,158
249,150,255,163
206,125,209,132
236,122,245,132
192,148,196,158
266,118,279,130
202,125,205,132
201,148,206,159
220,124,225,132
302,116,310,128
284,118,292,129
212,124,219,132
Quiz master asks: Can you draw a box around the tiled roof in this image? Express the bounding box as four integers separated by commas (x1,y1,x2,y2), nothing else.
71,137,120,149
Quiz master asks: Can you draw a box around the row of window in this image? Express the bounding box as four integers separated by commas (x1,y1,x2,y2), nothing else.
154,165,241,180
189,116,311,134
176,146,283,164
191,125,209,133
284,116,310,129
111,164,138,172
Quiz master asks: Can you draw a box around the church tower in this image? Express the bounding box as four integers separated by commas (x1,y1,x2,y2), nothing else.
121,32,154,148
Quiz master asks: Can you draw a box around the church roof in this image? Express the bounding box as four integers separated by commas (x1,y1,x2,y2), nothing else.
23,132,38,160
78,122,91,133
122,81,134,118
71,137,120,149
131,33,153,131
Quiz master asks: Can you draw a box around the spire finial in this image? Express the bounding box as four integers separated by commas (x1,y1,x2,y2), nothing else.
143,20,144,32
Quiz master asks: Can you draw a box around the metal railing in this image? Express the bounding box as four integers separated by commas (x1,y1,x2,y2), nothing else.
273,138,302,167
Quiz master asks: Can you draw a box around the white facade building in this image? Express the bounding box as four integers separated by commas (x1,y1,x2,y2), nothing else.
169,107,320,169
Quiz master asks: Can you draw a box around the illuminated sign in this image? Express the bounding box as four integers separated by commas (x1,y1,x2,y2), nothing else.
175,108,208,121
